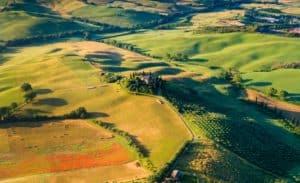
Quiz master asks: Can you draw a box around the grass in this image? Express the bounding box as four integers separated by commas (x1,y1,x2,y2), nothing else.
71,5,163,28
243,69,300,104
0,41,191,170
111,30,300,72
0,11,90,41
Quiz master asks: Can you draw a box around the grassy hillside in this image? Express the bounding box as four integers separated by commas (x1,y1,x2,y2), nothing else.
0,41,191,170
244,69,300,104
71,5,163,28
0,11,90,41
112,30,300,72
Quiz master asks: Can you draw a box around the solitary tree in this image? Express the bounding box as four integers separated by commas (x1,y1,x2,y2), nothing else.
266,87,277,97
279,90,288,100
20,83,32,92
24,91,37,103
232,73,243,84
10,102,18,110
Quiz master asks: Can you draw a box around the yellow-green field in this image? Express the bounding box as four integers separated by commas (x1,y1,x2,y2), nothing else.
191,10,245,28
0,41,191,180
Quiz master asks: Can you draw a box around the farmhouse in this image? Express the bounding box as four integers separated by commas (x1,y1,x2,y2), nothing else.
171,169,183,180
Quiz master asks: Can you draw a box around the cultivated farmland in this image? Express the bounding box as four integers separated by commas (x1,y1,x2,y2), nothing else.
0,120,148,181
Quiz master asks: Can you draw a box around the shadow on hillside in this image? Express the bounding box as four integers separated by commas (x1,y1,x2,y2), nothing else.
155,67,184,75
0,119,64,129
287,93,300,103
33,98,68,106
188,58,208,63
89,112,110,118
85,51,123,66
247,81,272,87
0,47,20,65
35,89,53,95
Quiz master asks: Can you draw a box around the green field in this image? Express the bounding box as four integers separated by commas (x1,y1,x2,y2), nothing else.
71,5,163,28
0,11,89,41
112,30,300,72
1,0,300,182
243,69,300,104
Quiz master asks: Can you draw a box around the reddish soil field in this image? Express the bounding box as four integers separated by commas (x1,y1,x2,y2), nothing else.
0,143,131,179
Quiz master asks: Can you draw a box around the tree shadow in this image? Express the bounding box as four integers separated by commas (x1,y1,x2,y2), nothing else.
89,112,110,118
47,48,63,54
188,58,208,62
155,67,183,75
247,81,272,87
35,89,53,95
287,93,300,103
0,119,63,129
33,98,68,106
85,51,123,66
135,62,169,70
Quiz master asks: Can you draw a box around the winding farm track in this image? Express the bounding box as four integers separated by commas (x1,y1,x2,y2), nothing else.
245,89,300,122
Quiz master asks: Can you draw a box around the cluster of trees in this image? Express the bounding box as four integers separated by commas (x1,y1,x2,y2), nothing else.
244,8,300,35
5,30,88,46
219,69,244,89
166,52,189,61
95,121,154,171
101,40,137,52
99,72,122,83
71,17,123,31
64,107,89,119
266,87,288,100
0,102,18,121
193,25,257,34
120,72,165,94
271,62,300,70
4,25,125,47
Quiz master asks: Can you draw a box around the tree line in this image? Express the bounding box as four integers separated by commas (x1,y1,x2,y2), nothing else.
0,82,89,122
95,121,155,171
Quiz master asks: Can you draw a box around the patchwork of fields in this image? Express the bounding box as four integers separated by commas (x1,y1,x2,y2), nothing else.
0,0,300,182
